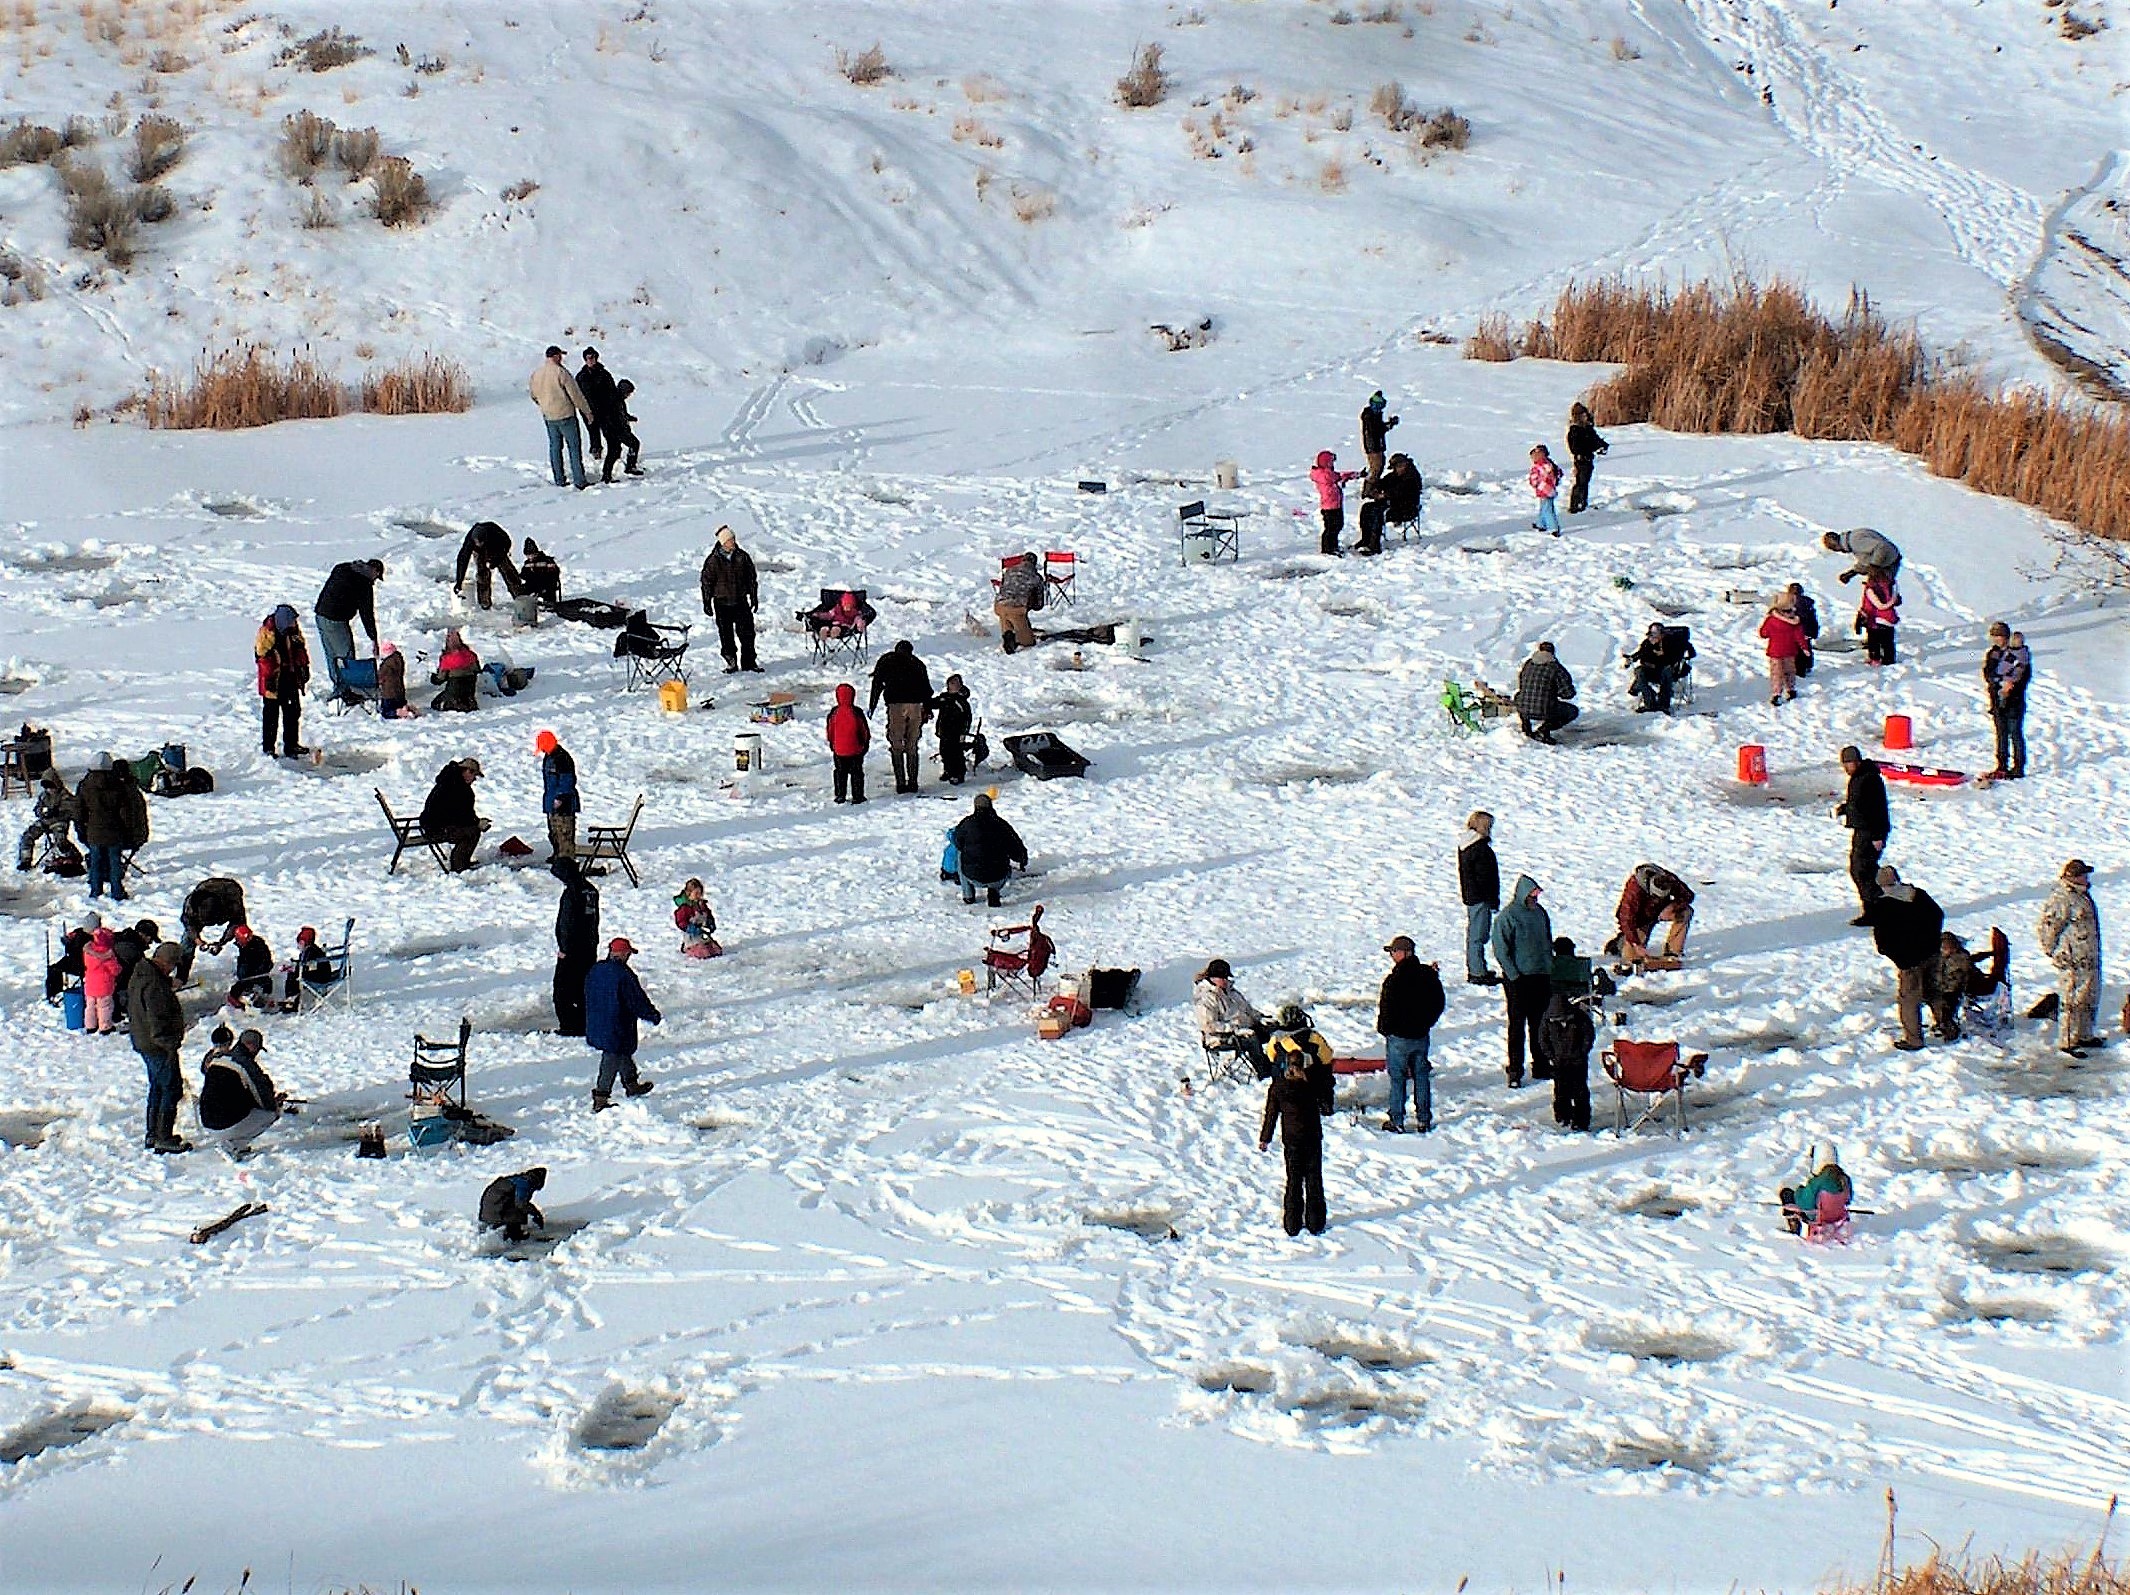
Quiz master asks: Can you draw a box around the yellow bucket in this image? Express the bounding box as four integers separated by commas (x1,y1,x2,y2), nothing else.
957,969,977,996
659,680,688,714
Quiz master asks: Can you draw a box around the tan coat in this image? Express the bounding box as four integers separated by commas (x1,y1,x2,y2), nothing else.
528,359,590,421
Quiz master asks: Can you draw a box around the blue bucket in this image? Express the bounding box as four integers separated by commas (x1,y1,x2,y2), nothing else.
61,989,85,1030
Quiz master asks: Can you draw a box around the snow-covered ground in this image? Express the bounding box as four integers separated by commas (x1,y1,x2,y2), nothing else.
2,3,2126,1591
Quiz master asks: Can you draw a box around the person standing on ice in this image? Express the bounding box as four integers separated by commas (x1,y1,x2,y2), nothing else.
1861,866,1943,1052
1358,391,1399,493
1527,444,1563,536
1822,527,1902,586
931,673,975,786
312,557,383,703
536,730,579,862
528,344,593,491
1856,570,1901,666
1490,875,1554,1088
2036,859,2104,1057
1458,810,1501,986
1785,581,1822,676
1513,642,1578,743
825,683,871,804
699,526,762,674
1309,450,1361,556
1565,403,1607,515
1376,936,1444,1134
1258,1041,1328,1238
1759,593,1809,707
254,604,311,759
574,347,619,465
76,752,148,902
869,640,935,796
127,941,189,1154
1837,745,1891,921
1983,622,2031,781
583,937,660,1112
993,552,1043,653
551,857,600,1038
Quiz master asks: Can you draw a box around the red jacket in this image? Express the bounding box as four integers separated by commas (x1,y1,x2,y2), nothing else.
1759,609,1808,660
1858,578,1900,629
1616,866,1694,940
1529,458,1561,499
825,683,870,756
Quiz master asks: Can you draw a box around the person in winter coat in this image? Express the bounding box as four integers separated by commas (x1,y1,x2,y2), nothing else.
1624,623,1694,715
479,1167,548,1243
699,526,762,674
869,640,935,795
1528,443,1564,536
1822,527,1902,586
1259,1028,1329,1238
575,347,620,464
1862,866,1944,1051
953,792,1028,907
1540,938,1612,1132
528,344,592,490
376,642,413,719
226,924,275,1009
1780,1158,1853,1236
536,730,579,861
177,876,248,982
1613,863,1695,972
1458,810,1501,986
1309,450,1362,556
583,938,661,1111
551,856,601,1037
1837,745,1891,919
1857,571,1901,666
453,521,521,610
196,1027,283,1154
1490,874,1554,1087
1357,453,1423,555
1359,391,1399,492
931,674,975,785
1513,642,1578,743
16,765,74,872
421,757,485,872
519,539,563,606
46,916,93,1004
75,751,148,902
254,603,311,758
1926,929,2007,1043
1266,1004,1336,1116
82,927,122,1034
1565,403,1608,515
313,557,383,701
110,917,156,1020
605,379,644,481
127,941,188,1153
1983,622,2032,780
2036,858,2104,1055
994,552,1043,652
1759,594,1808,706
431,628,481,713
673,878,722,958
1193,958,1271,1075
825,683,871,804
1376,935,1445,1134
280,925,338,1007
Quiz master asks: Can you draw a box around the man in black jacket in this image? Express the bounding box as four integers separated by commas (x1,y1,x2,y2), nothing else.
1862,867,1944,1051
453,521,521,610
952,793,1026,907
127,941,189,1153
75,751,149,902
1514,643,1578,743
576,348,619,463
869,640,935,795
1377,935,1446,1134
1837,745,1891,920
551,856,601,1037
177,875,248,981
698,525,761,673
314,557,384,701
420,758,485,872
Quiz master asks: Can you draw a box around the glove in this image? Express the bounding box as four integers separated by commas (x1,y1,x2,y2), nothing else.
1837,569,1857,584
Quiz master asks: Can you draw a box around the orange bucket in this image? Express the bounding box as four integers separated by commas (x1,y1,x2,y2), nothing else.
1736,744,1768,785
1883,714,1913,751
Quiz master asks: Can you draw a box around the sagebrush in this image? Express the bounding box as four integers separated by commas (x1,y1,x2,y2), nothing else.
360,354,473,415
836,42,889,86
1116,43,1170,108
368,156,431,226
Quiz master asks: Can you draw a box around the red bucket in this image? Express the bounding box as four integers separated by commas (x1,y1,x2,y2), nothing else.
1883,714,1914,751
1736,744,1768,785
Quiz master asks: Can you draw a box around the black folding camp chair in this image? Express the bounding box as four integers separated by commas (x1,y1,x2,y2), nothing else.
614,611,691,691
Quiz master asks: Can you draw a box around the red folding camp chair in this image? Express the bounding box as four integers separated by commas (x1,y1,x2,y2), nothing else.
1601,1039,1709,1136
984,904,1054,998
1042,551,1079,607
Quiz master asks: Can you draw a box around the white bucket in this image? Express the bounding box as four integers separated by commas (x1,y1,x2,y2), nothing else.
734,730,763,773
1213,460,1239,490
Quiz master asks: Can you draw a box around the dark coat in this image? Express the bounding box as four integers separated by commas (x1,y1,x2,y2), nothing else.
1259,1071,1324,1153
126,957,184,1053
1513,653,1576,721
869,645,934,711
584,958,661,1055
1794,593,1821,642
1376,958,1446,1040
1867,888,1944,971
257,622,311,700
315,560,380,639
554,868,602,959
232,935,273,984
421,764,479,834
1566,421,1608,461
1540,988,1596,1067
1380,462,1422,523
479,1171,545,1232
75,767,149,848
1360,405,1397,453
454,522,513,588
576,362,623,425
198,1044,276,1129
1840,760,1891,841
1458,835,1500,909
952,807,1027,883
931,686,972,748
182,877,247,935
699,545,759,611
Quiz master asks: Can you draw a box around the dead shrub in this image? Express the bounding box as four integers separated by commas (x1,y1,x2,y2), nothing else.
57,159,138,264
360,353,473,415
61,114,97,149
1116,42,1170,109
1009,184,1057,224
131,182,175,224
278,27,368,73
148,48,190,74
298,187,338,229
1464,314,1517,361
280,109,335,177
1610,35,1643,61
143,345,347,429
2060,9,2103,41
0,246,50,304
368,155,431,227
961,73,1007,104
951,116,1003,149
1318,159,1348,193
332,124,379,177
501,177,539,202
1420,107,1470,150
836,42,889,86
1369,81,1417,132
127,113,185,181
1821,1522,2128,1595
0,121,63,166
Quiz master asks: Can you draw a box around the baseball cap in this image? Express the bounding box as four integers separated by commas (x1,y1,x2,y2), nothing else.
608,937,635,956
1384,935,1416,953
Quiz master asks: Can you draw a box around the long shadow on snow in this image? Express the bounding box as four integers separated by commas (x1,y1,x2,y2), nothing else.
1693,878,2102,966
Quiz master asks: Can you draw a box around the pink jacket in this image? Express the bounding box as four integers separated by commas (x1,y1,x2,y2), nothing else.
1529,459,1561,499
83,936,121,999
1858,578,1900,628
1310,452,1357,511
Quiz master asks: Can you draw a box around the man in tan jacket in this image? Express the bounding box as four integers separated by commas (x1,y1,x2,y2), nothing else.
528,345,591,490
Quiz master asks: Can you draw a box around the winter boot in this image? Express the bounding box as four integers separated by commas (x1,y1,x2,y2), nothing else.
591,1092,613,1113
623,1079,655,1099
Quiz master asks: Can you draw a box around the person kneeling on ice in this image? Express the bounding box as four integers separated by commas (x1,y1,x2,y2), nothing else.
226,924,276,1010
431,629,482,713
583,937,661,1112
1258,1011,1331,1239
1779,1157,1853,1238
1610,863,1695,973
1540,938,1613,1133
674,878,723,958
479,1166,548,1244
376,642,417,719
953,792,1027,907
196,1025,287,1155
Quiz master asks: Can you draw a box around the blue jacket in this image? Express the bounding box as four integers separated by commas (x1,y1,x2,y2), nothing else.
583,957,660,1054
1490,874,1554,980
542,748,580,816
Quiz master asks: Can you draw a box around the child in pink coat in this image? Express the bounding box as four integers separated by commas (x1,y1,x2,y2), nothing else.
1857,572,1901,665
1529,445,1563,536
1310,450,1362,556
83,927,121,1033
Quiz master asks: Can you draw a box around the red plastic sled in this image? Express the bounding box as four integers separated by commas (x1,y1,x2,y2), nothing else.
1880,762,1968,788
1331,1055,1386,1075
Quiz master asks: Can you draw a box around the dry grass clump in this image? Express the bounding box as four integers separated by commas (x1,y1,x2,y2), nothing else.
126,113,185,181
148,48,190,74
1611,35,1643,61
1116,42,1170,108
360,353,472,415
1,121,66,167
1,246,49,305
835,42,889,86
333,124,379,178
1421,107,1470,149
298,187,338,228
368,155,431,226
951,116,1003,149
143,345,346,429
278,27,368,73
501,177,539,202
280,109,335,177
1009,184,1057,224
1478,275,2130,543
1823,1508,2127,1595
1318,158,1348,194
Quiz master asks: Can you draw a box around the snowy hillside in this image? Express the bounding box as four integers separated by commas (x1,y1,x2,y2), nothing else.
2,3,2127,1593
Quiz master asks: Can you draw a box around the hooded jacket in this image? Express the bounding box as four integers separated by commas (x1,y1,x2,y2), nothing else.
75,763,149,848
1616,865,1694,939
1759,607,1808,660
825,684,870,757
1490,875,1554,980
1528,456,1561,498
583,957,661,1055
255,609,312,700
553,860,602,959
82,932,121,1000
1309,452,1350,512
541,746,579,816
952,804,1027,883
931,683,973,748
1858,576,1901,629
126,956,184,1053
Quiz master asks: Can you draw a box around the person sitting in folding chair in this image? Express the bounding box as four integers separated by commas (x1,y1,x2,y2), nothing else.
1624,623,1694,715
225,924,276,1011
196,1025,288,1156
280,925,339,1008
1195,958,1273,1079
1927,927,2010,1041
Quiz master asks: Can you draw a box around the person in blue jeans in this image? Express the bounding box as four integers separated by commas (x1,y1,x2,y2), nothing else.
1457,810,1500,986
528,345,592,490
1376,935,1446,1134
582,937,661,1112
